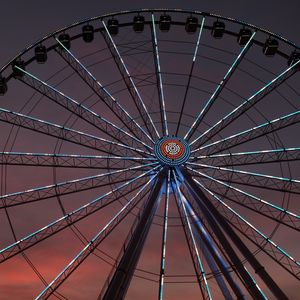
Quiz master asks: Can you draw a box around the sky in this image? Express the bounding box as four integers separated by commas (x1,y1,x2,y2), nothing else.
0,0,300,299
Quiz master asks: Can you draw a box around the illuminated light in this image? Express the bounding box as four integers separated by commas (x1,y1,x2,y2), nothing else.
155,136,190,166
192,17,205,62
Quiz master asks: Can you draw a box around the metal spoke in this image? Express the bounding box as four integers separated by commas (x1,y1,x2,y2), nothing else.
185,31,256,141
188,162,300,195
0,108,151,157
0,151,156,169
54,38,154,146
0,162,157,209
16,65,151,152
194,178,300,280
188,167,300,231
190,59,300,148
0,165,159,263
196,147,300,167
176,16,205,136
151,13,168,136
101,20,160,139
158,170,170,300
172,170,212,300
35,172,158,300
193,109,300,155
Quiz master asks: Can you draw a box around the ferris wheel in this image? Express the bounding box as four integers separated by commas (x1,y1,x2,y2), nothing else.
0,9,299,300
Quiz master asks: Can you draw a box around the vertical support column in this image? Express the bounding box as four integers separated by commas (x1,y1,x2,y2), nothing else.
179,167,266,300
158,170,170,300
184,198,237,300
180,167,289,300
99,168,167,300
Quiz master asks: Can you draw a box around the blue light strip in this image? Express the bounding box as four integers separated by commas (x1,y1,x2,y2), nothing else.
244,267,269,300
158,170,170,300
35,170,160,299
54,38,154,146
192,106,300,154
102,20,160,139
196,147,300,160
192,17,205,62
173,171,213,300
16,63,152,152
183,195,237,300
190,58,300,148
185,31,256,141
151,14,168,136
188,165,300,219
0,164,159,255
0,151,157,161
188,161,300,186
0,162,158,204
0,106,152,156
190,171,300,267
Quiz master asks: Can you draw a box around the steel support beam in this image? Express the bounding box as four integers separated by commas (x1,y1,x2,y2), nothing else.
99,168,167,300
180,167,289,300
183,197,240,300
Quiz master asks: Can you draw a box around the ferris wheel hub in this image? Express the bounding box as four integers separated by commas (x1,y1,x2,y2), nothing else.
154,136,190,166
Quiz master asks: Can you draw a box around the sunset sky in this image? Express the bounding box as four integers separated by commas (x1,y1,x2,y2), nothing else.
0,1,300,299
